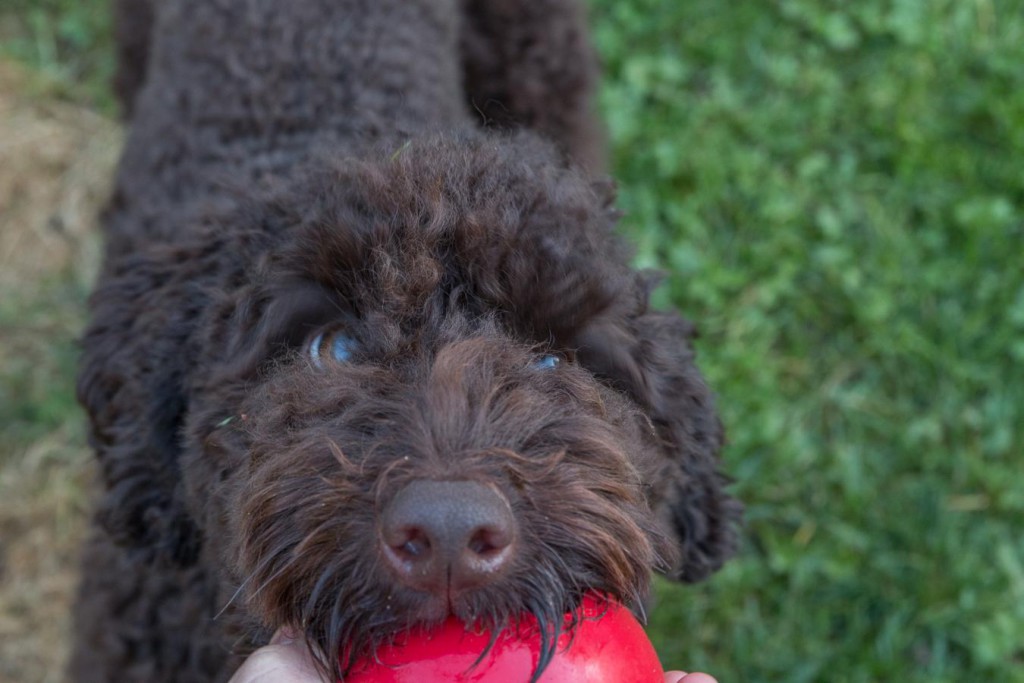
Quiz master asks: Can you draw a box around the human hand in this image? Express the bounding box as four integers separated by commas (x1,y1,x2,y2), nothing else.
227,628,323,683
229,630,720,683
665,672,718,683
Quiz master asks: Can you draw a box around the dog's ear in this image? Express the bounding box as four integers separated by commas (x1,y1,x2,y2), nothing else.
77,243,342,565
575,274,741,582
77,248,206,567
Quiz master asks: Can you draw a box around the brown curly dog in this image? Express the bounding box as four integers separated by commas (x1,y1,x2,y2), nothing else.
71,0,740,681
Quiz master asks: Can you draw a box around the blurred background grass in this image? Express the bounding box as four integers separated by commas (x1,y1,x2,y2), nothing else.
0,0,1022,681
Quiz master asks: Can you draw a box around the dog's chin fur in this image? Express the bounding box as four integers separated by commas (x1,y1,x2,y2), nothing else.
73,2,740,681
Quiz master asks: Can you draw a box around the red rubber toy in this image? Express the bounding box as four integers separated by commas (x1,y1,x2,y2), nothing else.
343,593,663,682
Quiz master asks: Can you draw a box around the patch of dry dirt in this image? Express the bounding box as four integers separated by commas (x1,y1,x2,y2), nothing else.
0,59,120,683
0,61,118,291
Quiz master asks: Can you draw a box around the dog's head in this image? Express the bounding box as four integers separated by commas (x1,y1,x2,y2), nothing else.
183,132,740,677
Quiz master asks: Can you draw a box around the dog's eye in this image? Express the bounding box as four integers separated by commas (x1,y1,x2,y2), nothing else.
308,329,356,368
532,354,562,370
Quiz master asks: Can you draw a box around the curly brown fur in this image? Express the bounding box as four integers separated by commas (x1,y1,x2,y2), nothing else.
73,1,740,682
109,0,605,170
111,0,153,118
459,0,606,172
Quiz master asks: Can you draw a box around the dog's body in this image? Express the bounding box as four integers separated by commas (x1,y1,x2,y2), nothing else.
73,1,740,681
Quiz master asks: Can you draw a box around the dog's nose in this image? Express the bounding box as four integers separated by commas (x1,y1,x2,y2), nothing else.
380,480,516,595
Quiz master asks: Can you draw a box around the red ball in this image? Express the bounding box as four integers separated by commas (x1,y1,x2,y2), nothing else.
343,594,663,682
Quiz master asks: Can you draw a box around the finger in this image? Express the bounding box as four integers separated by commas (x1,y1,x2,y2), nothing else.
680,673,718,683
228,647,322,683
228,629,327,683
664,672,688,683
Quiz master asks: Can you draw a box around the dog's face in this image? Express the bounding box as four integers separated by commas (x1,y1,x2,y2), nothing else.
182,133,738,677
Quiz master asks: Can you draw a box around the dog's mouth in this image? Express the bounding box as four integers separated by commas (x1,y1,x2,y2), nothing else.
379,571,510,626
396,586,471,623
329,582,579,683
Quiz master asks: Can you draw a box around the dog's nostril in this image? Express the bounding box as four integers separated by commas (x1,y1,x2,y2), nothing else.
390,528,431,560
379,480,517,594
404,538,428,557
467,527,509,556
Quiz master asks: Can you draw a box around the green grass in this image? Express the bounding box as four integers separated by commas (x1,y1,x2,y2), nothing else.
0,278,88,458
589,0,1024,680
2,0,1022,680
0,0,115,110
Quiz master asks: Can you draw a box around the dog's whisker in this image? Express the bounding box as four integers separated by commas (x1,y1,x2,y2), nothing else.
299,565,341,625
290,517,342,560
214,581,250,622
245,552,301,605
214,545,292,621
632,593,649,625
327,438,355,470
